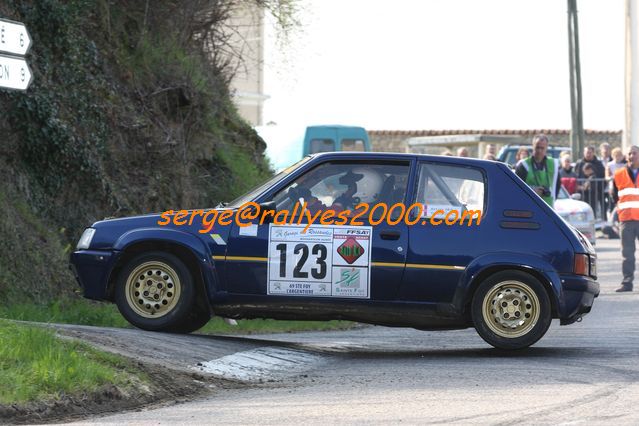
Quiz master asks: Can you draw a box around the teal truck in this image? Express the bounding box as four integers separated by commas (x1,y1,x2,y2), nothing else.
259,125,371,171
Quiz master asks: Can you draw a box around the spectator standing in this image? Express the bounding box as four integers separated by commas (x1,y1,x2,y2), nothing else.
578,164,597,206
612,145,639,292
457,147,469,157
575,146,606,216
576,146,606,178
515,147,529,163
485,144,497,158
600,142,613,164
607,147,627,213
515,134,561,207
606,147,627,179
559,154,578,179
559,154,578,194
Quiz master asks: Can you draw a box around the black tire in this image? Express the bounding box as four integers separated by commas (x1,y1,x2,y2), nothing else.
115,251,202,332
471,270,552,350
171,308,211,333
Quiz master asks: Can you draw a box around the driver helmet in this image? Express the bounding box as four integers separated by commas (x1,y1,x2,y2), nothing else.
349,167,384,204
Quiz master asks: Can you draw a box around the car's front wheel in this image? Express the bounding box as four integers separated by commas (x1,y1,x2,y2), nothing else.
115,251,205,332
471,270,552,350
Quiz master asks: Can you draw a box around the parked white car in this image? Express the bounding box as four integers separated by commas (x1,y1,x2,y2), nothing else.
555,186,596,245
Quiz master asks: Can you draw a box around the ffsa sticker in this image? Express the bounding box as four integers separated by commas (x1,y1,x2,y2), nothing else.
267,225,372,298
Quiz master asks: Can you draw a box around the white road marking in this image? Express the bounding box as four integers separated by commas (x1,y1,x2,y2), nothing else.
195,346,324,382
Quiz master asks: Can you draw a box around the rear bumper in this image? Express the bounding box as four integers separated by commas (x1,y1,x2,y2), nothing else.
559,274,599,325
69,249,119,300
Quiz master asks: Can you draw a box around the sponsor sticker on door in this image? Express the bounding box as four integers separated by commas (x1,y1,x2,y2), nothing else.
267,224,372,298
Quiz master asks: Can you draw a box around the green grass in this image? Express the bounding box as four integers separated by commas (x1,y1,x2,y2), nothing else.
198,318,355,335
117,33,209,94
212,139,273,198
0,299,129,328
0,320,137,404
0,298,356,334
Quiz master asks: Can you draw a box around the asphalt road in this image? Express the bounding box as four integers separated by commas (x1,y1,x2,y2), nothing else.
65,238,639,425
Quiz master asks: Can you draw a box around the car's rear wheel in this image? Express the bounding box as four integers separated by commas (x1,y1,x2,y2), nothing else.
471,270,552,350
115,251,204,332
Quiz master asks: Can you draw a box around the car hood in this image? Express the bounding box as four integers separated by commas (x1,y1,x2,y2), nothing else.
88,208,230,249
554,198,592,215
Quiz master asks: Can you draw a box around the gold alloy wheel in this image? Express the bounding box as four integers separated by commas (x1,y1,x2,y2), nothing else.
482,280,541,338
125,261,181,318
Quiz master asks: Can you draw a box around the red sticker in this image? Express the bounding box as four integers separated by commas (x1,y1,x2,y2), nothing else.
337,237,365,264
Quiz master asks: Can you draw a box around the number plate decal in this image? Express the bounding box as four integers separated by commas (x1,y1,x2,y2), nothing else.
267,225,372,298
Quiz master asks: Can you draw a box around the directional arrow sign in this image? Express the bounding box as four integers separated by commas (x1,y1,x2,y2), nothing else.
0,54,32,91
0,18,31,56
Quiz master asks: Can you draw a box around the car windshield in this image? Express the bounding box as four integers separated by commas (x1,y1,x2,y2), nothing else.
226,156,312,208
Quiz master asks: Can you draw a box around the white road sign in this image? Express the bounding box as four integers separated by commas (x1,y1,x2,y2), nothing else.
0,54,32,91
0,18,31,56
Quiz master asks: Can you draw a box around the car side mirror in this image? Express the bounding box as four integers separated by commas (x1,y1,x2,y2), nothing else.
571,193,582,201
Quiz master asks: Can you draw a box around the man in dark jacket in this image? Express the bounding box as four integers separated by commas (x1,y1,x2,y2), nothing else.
575,146,606,216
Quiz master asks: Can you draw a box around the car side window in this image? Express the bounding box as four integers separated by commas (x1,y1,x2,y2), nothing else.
416,163,485,217
271,161,410,213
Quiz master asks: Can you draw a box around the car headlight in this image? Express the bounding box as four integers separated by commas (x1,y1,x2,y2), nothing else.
77,228,96,250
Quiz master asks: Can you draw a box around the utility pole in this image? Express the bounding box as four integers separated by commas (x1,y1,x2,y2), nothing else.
626,0,638,151
567,0,585,160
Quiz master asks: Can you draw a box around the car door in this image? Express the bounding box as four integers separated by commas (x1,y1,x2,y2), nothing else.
399,161,487,304
224,158,412,301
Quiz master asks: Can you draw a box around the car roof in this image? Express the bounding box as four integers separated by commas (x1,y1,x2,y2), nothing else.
309,151,507,167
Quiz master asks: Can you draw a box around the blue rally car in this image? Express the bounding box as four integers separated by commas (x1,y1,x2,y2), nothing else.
70,152,599,350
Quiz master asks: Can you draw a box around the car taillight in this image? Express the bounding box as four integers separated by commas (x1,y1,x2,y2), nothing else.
574,253,589,276
589,255,597,279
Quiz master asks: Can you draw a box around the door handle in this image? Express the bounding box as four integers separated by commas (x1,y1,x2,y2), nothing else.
380,230,401,240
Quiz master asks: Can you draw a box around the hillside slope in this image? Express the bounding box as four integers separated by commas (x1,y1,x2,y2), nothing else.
0,0,273,303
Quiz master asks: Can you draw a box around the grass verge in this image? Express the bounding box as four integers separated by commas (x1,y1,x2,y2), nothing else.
0,298,356,334
0,299,130,328
198,318,355,335
0,320,138,404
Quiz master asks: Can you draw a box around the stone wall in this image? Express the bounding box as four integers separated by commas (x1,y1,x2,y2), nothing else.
368,129,623,157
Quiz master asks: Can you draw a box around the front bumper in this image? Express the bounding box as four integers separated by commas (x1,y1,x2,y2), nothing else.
69,249,119,300
559,274,599,325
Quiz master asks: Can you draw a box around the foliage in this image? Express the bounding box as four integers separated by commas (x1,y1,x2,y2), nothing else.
0,0,299,304
0,182,73,303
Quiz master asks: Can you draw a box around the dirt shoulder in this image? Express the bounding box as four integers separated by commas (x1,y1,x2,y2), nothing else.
0,322,342,424
0,362,229,425
0,324,256,424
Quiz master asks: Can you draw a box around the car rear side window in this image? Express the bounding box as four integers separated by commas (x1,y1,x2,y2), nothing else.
415,163,485,217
